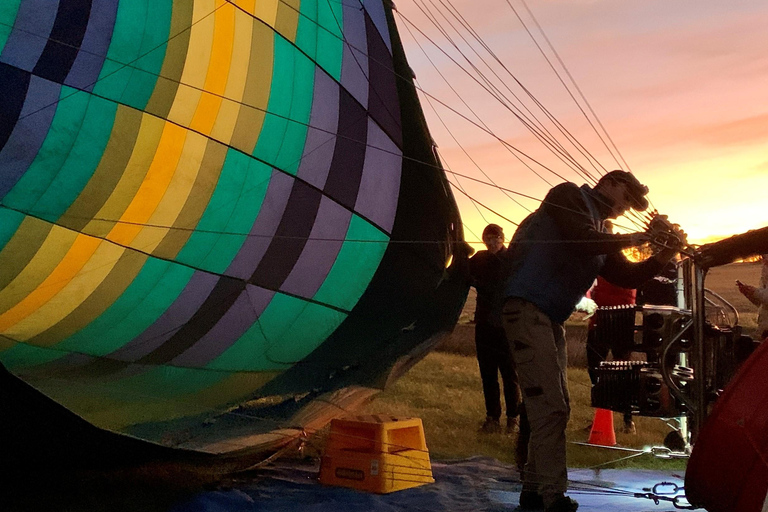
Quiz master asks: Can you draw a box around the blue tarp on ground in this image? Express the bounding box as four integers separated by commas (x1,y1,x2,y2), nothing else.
171,457,689,511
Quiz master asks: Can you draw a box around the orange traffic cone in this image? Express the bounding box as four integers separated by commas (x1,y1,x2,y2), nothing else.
588,408,616,446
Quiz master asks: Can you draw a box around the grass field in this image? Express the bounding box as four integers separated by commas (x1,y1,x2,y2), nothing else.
355,261,763,469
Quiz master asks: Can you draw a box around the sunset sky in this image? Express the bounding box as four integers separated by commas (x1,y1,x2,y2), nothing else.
395,1,768,248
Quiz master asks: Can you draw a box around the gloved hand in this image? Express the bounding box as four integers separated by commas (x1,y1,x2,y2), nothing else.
647,214,687,252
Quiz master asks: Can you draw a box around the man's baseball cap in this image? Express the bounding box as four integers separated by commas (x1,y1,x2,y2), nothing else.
600,170,650,211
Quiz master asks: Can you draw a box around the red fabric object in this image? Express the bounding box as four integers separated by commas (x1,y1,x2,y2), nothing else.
685,339,768,512
590,276,636,307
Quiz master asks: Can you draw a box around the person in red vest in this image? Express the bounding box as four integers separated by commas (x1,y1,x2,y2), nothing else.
586,274,637,434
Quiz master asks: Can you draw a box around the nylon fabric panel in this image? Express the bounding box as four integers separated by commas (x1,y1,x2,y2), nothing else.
150,140,228,260
26,249,147,347
137,276,245,365
295,0,343,81
0,0,22,51
296,68,339,190
105,121,187,246
354,118,401,234
175,149,271,274
313,214,388,311
32,0,93,84
83,114,164,238
17,93,117,223
145,0,192,119
108,271,219,361
2,240,126,342
92,0,170,110
2,87,95,219
126,130,211,255
61,105,144,233
262,293,347,366
168,0,220,129
209,6,253,146
339,1,368,108
0,62,30,156
54,262,198,358
249,180,322,291
171,284,274,368
323,88,367,210
64,0,118,91
188,0,237,137
0,0,57,72
0,220,69,316
365,11,401,148
228,20,272,154
361,0,392,52
0,77,61,201
279,195,351,299
253,35,313,175
0,233,101,333
274,0,299,42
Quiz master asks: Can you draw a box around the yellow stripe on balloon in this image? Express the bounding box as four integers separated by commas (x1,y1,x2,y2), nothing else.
129,131,209,254
168,0,216,128
211,6,254,144
0,221,77,316
107,122,188,246
0,234,101,333
190,0,235,135
252,0,279,29
84,114,166,239
3,241,126,343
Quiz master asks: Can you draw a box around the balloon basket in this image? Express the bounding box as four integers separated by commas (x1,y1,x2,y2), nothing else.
319,415,434,493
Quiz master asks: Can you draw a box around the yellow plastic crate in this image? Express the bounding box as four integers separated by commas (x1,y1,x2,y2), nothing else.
319,415,434,494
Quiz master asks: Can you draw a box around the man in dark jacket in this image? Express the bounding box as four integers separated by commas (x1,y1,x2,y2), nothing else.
501,171,684,512
469,224,521,434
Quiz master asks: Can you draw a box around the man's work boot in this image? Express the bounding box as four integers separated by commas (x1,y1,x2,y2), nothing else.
519,490,545,510
545,495,578,512
478,416,502,434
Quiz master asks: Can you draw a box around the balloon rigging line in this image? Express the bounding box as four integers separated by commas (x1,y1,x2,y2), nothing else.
506,0,626,175
416,0,601,186
409,31,532,215
401,1,653,228
400,6,569,187
432,0,587,176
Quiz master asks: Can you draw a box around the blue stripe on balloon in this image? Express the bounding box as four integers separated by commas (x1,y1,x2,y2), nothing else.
0,0,58,72
33,0,93,84
65,0,118,91
0,74,59,199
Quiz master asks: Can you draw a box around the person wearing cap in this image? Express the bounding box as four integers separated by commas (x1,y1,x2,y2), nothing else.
469,224,521,434
501,171,684,512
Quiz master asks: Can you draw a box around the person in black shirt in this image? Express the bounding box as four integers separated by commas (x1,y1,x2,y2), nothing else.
469,224,521,434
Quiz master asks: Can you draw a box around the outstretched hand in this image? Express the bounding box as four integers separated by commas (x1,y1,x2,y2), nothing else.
736,280,760,305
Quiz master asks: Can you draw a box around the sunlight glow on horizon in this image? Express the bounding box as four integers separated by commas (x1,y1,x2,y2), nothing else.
397,1,768,247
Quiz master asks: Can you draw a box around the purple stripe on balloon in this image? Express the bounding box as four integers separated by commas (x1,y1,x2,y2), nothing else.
297,69,339,190
108,271,220,361
65,0,118,91
340,1,368,108
361,0,392,53
355,119,402,234
0,76,60,200
225,170,294,280
0,0,59,72
170,285,274,367
280,196,351,298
